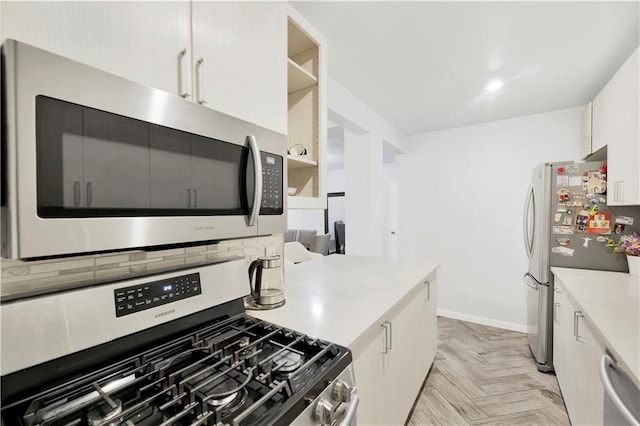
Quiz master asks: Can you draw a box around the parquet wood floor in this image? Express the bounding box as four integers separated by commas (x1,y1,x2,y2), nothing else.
406,317,570,426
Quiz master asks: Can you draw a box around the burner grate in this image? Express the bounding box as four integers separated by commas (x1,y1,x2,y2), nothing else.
3,314,348,426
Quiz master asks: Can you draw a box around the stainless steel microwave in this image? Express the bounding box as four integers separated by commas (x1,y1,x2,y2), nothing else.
1,39,286,259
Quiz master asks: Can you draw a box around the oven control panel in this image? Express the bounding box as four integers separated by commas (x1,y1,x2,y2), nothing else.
114,273,202,317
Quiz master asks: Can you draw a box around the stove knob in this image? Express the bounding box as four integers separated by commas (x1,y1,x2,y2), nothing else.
314,398,335,424
332,379,353,403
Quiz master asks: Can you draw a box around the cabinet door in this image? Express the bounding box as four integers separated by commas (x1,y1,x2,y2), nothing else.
191,2,285,133
593,48,639,205
387,293,422,425
350,324,387,426
83,108,151,209
149,125,192,209
552,286,566,385
554,281,605,426
1,2,191,97
580,318,605,425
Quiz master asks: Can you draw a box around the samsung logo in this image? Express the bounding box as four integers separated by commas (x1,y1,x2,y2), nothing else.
194,225,215,232
155,309,175,319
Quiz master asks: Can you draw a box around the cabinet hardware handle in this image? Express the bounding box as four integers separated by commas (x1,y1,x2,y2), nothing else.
425,280,431,301
553,303,560,324
187,188,191,208
178,49,190,99
73,181,81,207
385,320,392,350
574,311,585,342
196,58,207,105
380,323,388,354
86,181,93,207
193,189,198,208
600,354,639,426
615,181,624,204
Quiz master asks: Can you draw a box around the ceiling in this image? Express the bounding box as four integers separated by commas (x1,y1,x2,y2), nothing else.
291,1,640,136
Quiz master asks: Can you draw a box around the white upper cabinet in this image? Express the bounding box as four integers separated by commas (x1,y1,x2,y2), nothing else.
1,2,192,98
580,101,594,159
191,2,286,134
592,47,640,205
1,2,286,134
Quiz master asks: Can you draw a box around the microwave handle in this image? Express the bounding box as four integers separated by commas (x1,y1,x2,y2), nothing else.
247,135,262,227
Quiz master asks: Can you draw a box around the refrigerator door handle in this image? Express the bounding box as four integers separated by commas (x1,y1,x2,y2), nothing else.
523,272,548,290
523,185,535,259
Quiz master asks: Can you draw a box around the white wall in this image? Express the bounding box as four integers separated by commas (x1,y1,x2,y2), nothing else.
344,131,385,256
328,77,406,151
327,169,346,193
398,107,582,331
287,209,325,234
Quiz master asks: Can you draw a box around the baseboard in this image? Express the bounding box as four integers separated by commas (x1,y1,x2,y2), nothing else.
437,309,527,333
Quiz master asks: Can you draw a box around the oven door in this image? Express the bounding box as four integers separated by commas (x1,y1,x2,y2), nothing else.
2,39,285,259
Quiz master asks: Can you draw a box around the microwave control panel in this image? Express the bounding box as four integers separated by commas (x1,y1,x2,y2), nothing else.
114,273,202,317
260,152,283,214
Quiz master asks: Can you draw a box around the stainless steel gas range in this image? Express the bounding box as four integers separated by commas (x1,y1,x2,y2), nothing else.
0,257,357,425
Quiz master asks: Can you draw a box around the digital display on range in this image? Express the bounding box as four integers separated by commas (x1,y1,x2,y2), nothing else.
114,273,201,317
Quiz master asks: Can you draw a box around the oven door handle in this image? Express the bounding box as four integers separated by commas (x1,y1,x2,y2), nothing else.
247,134,262,227
338,394,359,426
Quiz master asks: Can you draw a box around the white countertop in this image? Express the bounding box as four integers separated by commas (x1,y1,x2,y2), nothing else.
250,255,439,348
551,267,640,386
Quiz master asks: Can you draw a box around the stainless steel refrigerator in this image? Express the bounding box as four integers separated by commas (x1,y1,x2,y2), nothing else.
522,161,640,372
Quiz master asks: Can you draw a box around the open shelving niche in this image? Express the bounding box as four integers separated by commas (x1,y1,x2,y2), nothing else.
287,16,323,207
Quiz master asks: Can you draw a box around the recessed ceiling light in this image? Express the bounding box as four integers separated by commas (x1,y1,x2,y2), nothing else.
485,80,504,92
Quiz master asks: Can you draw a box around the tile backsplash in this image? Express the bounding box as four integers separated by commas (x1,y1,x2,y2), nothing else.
1,234,283,299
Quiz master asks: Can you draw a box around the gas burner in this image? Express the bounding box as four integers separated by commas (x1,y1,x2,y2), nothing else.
87,399,122,426
273,350,303,373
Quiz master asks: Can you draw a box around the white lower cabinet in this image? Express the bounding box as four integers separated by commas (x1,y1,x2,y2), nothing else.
554,279,604,426
352,274,437,425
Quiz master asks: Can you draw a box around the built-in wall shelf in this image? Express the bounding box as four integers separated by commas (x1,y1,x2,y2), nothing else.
286,10,326,209
288,154,317,169
287,59,317,93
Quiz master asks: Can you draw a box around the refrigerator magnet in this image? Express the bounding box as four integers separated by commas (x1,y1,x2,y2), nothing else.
568,176,582,187
576,211,589,233
553,226,574,235
552,246,574,256
562,216,573,226
565,164,579,173
615,215,635,226
587,211,612,235
596,236,607,243
554,213,562,223
583,171,607,194
557,175,569,188
557,203,567,212
582,237,592,248
557,189,570,201
556,237,570,246
614,223,626,234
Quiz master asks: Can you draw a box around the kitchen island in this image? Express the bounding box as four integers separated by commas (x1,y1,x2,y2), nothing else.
250,254,439,425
